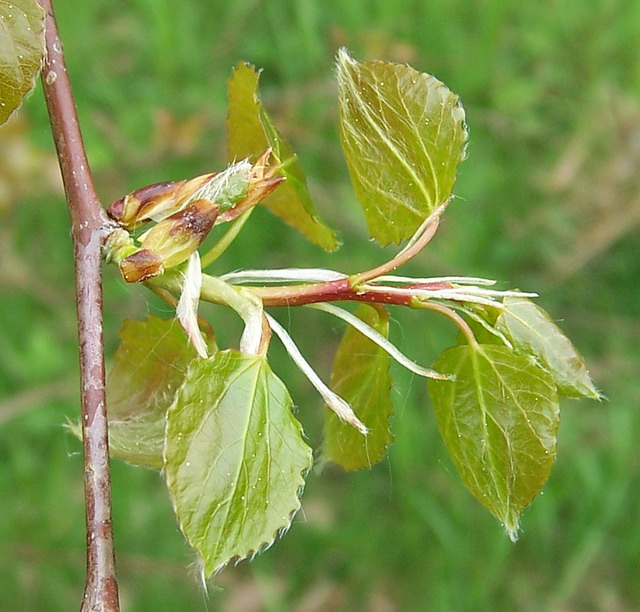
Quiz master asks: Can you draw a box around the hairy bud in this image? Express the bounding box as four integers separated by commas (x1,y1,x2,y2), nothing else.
219,149,285,222
109,151,286,282
108,175,215,230
108,151,284,230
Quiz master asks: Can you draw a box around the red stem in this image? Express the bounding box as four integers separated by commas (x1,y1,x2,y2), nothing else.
38,2,120,611
250,278,413,307
248,278,455,307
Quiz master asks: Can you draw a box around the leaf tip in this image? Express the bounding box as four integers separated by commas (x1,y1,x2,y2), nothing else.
329,394,369,435
335,46,354,69
504,519,520,543
64,417,82,442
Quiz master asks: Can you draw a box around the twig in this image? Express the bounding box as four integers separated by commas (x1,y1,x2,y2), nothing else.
37,1,120,610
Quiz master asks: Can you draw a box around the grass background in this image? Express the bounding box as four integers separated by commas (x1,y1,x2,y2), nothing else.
1,0,639,610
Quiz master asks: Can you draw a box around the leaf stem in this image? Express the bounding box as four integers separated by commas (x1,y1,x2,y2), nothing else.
201,207,254,268
415,300,478,347
38,1,120,610
349,201,447,286
308,302,451,380
265,314,367,434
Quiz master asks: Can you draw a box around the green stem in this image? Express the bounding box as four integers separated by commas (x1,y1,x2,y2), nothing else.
201,208,254,268
154,272,267,354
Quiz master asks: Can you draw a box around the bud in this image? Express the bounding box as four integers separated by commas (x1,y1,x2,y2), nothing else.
119,198,219,283
110,151,286,283
108,151,285,230
119,249,165,283
218,149,285,222
108,175,214,230
182,161,251,214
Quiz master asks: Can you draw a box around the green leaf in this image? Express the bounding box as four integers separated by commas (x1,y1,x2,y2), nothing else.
496,296,600,399
226,62,339,251
0,0,45,125
336,48,468,245
323,304,394,470
428,344,559,540
164,350,313,576
105,316,198,469
455,305,504,347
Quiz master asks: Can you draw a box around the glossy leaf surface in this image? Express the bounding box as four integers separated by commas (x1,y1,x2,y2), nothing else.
227,62,339,250
323,304,394,470
0,0,44,125
164,351,313,575
106,316,197,469
429,344,559,540
337,49,468,245
497,296,600,399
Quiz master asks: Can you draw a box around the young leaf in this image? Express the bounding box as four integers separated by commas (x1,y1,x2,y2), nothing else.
226,62,339,251
0,0,45,125
323,304,394,470
336,48,468,245
428,344,559,540
104,316,198,469
496,296,600,399
164,350,313,576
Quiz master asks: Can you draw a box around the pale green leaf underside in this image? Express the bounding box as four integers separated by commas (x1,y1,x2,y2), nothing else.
0,0,44,125
226,62,339,251
106,316,197,469
164,350,313,576
323,304,394,470
337,48,468,245
429,344,559,540
496,296,600,399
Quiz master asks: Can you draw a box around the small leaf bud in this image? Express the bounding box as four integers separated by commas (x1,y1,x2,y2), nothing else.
119,199,219,283
119,249,164,283
108,180,187,229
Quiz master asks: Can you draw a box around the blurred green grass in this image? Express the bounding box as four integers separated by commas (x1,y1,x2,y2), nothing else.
1,0,640,610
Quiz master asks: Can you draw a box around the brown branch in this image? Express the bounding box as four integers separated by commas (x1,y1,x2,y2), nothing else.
37,1,120,611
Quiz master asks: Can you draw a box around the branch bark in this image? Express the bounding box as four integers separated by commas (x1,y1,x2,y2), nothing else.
37,1,120,610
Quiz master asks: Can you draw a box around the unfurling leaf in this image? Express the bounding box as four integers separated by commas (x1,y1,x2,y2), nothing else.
0,0,45,125
323,304,394,470
164,351,313,576
227,62,339,251
106,316,197,469
496,296,601,399
429,344,559,540
337,48,468,245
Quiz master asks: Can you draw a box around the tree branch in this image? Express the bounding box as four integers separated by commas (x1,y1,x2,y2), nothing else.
37,1,120,610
